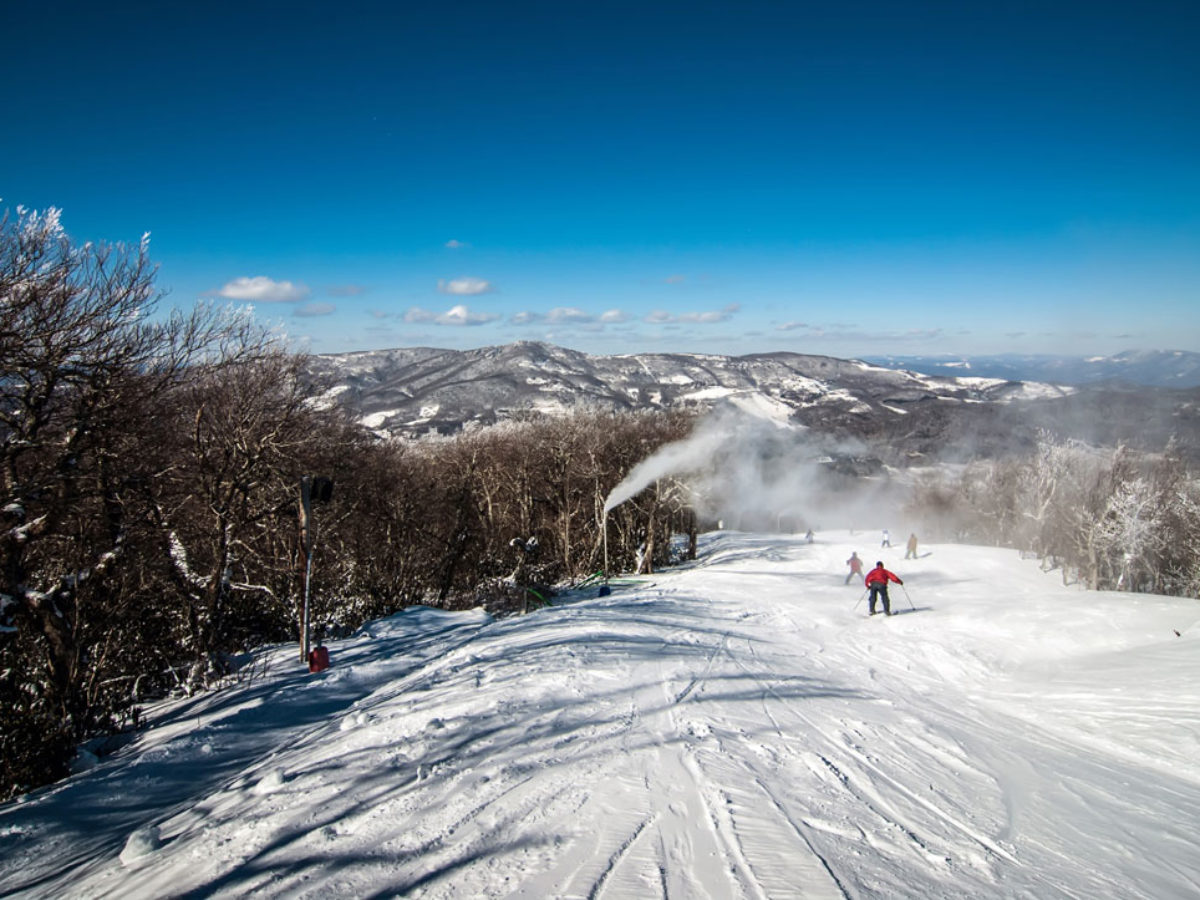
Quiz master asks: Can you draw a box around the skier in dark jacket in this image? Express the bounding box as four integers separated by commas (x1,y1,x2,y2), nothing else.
864,561,903,616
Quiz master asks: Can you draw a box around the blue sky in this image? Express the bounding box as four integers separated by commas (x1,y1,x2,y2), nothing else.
4,0,1198,358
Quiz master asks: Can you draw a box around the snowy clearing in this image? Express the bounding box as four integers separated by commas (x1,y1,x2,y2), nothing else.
2,531,1199,898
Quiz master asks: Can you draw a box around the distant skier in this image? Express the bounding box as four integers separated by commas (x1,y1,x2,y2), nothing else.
805,529,815,544
865,561,903,616
905,533,919,559
881,528,891,548
845,551,864,584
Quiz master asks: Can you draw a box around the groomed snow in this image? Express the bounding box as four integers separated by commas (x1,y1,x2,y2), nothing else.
1000,382,1076,400
727,391,796,426
3,532,1199,898
678,386,738,403
950,378,1075,401
950,376,1006,388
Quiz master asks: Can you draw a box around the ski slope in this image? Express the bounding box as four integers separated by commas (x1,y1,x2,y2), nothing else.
2,531,1199,898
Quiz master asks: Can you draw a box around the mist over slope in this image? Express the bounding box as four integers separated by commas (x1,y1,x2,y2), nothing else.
4,531,1198,898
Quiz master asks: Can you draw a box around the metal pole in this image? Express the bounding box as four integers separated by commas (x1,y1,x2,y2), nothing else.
901,584,915,610
599,512,613,595
603,511,608,580
302,549,313,660
299,476,312,663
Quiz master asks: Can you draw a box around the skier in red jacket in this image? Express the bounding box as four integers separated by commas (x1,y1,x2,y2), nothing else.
864,561,903,616
845,552,864,584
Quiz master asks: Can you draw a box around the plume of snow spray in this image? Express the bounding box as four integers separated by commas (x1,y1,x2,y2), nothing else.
603,414,736,514
603,402,900,531
602,408,754,578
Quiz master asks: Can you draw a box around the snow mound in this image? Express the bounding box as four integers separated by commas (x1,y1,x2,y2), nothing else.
252,767,287,796
339,711,371,731
119,825,161,867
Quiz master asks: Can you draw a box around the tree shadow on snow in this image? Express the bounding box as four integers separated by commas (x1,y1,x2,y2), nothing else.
0,617,492,896
164,613,869,898
179,671,864,897
1,571,869,897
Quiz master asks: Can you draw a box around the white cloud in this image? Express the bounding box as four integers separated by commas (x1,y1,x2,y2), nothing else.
645,303,739,325
436,304,499,326
404,305,498,326
680,308,735,324
294,302,336,318
663,274,686,284
777,321,808,331
327,284,367,297
546,307,593,324
218,276,309,303
510,308,631,328
438,277,493,295
444,239,469,249
404,307,436,323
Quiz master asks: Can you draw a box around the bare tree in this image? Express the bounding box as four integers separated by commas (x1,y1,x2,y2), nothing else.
152,343,346,679
0,206,233,790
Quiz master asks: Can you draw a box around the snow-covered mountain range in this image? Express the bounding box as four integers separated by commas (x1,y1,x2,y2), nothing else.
864,349,1200,388
309,341,1200,463
5,531,1198,897
309,341,1064,439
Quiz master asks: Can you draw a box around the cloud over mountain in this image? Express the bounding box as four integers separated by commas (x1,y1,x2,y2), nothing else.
217,276,309,303
438,277,493,296
406,305,499,326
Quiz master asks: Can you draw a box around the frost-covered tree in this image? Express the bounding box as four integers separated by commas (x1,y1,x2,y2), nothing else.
915,430,1200,596
1093,448,1161,592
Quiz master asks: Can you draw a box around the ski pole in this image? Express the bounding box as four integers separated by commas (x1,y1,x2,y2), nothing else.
901,584,915,610
853,589,867,611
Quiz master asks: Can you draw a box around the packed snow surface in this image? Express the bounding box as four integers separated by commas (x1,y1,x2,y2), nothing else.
3,532,1199,898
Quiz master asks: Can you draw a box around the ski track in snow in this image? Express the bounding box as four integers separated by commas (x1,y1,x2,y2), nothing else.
3,531,1200,898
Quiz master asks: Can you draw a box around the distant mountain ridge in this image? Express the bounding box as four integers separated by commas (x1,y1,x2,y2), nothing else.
309,341,1066,441
863,350,1200,388
309,341,1200,463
